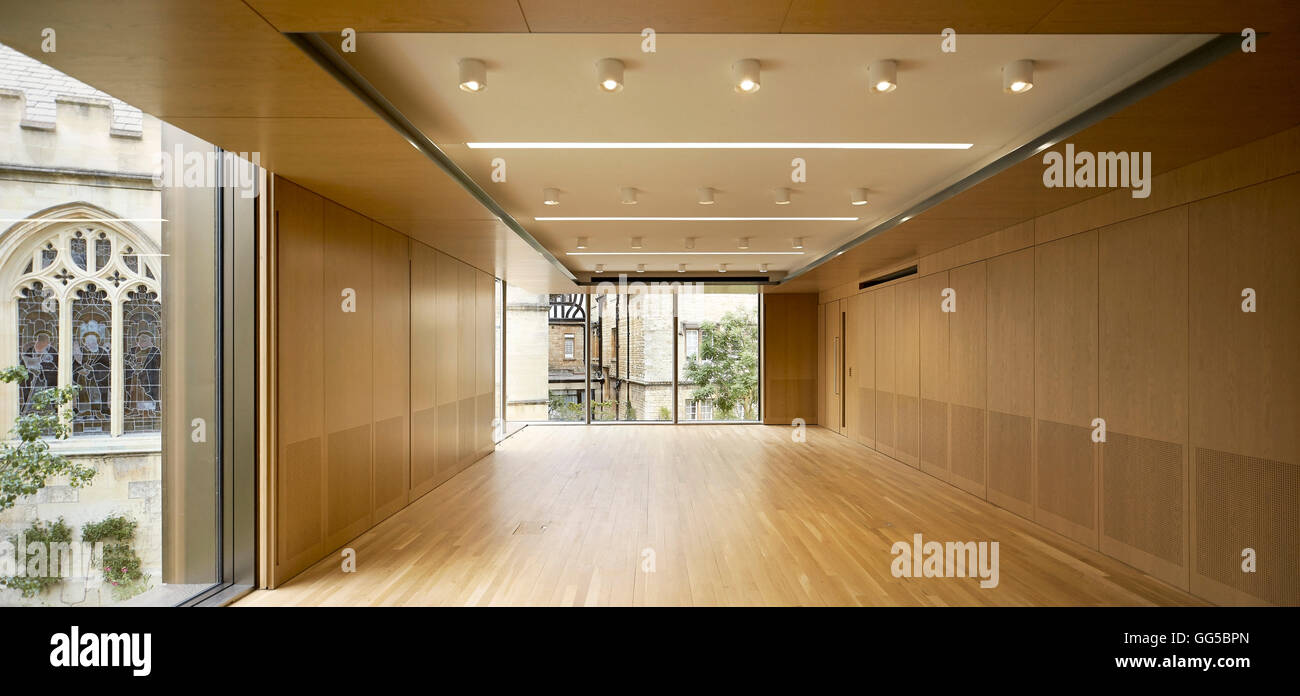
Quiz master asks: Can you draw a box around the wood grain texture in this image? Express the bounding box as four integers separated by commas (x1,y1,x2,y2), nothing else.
760,294,818,426
822,301,843,433
985,248,1036,520
237,424,1204,607
894,279,920,467
409,242,439,498
948,262,987,497
372,225,410,522
874,286,896,458
849,291,875,449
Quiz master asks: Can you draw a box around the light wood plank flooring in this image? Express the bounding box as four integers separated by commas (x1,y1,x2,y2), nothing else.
236,424,1202,606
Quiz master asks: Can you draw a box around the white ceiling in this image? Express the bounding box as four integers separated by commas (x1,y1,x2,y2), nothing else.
343,32,1211,281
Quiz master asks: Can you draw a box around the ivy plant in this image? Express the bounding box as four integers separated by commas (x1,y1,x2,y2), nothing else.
0,517,73,598
0,366,95,513
82,514,148,600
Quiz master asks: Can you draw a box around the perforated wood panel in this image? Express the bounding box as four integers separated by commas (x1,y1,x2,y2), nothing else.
326,423,372,547
278,437,322,561
875,391,895,452
1194,447,1299,605
896,394,919,464
950,404,986,495
410,406,438,495
858,387,875,447
921,398,948,479
988,411,1032,514
1036,419,1095,533
476,393,494,457
373,415,408,520
1102,432,1184,565
458,397,475,464
436,401,458,483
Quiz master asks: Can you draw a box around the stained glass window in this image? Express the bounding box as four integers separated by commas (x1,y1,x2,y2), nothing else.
94,231,111,271
16,281,59,418
122,285,162,433
70,230,87,270
70,283,112,434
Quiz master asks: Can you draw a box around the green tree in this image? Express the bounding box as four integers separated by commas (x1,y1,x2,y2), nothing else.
682,310,758,420
0,365,95,513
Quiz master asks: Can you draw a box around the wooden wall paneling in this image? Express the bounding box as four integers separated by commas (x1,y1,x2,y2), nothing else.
760,294,818,425
918,272,951,482
273,178,325,582
456,262,478,469
852,291,875,449
321,201,374,552
817,302,825,427
1098,207,1190,591
986,248,1036,520
874,286,897,458
842,296,860,443
1034,231,1099,549
1188,174,1300,606
822,300,843,433
372,225,410,522
949,262,988,498
435,252,462,486
475,270,496,458
409,242,439,498
894,279,920,467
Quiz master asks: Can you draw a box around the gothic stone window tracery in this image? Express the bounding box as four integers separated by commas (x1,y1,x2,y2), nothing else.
7,220,162,438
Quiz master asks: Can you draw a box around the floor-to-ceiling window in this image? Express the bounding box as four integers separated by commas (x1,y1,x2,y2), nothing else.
503,280,760,425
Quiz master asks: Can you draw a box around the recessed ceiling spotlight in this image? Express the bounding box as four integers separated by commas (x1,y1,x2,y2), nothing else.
620,187,638,205
718,263,728,273
677,263,686,273
732,59,761,94
684,237,695,249
596,58,625,93
760,263,769,273
738,237,749,249
697,187,715,205
630,236,643,249
792,237,804,249
594,264,605,273
868,59,898,94
576,236,588,249
636,263,645,273
458,58,487,93
851,188,869,206
543,188,560,206
1003,59,1035,94
773,187,791,205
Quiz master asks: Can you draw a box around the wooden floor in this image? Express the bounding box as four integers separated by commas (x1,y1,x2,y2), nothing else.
236,424,1203,606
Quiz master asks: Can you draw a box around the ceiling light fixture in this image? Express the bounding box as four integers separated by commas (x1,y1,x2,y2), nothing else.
773,188,791,205
620,187,638,205
738,237,749,249
630,236,643,249
732,59,761,93
636,264,645,273
458,58,487,92
576,236,588,249
718,263,728,273
1003,59,1035,94
760,263,769,273
543,188,560,206
677,264,686,273
596,58,625,93
851,188,869,206
697,187,715,205
536,216,856,222
467,142,972,150
868,59,898,94
594,264,605,273
792,237,804,249
566,251,803,256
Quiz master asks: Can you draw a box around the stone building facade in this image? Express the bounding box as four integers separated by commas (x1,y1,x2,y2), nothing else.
0,44,163,606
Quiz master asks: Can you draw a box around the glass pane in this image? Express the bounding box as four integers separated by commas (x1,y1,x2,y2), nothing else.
94,233,111,272
493,278,504,441
40,243,56,269
122,285,162,433
70,282,112,434
16,282,58,419
677,286,759,422
504,285,586,422
591,286,674,421
69,232,87,270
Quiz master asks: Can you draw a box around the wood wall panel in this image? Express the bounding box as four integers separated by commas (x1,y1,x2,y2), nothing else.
918,272,949,481
948,262,987,497
822,300,842,432
874,286,896,458
761,294,818,425
1099,208,1190,590
274,178,324,580
851,292,875,449
986,248,1035,520
1188,174,1300,605
894,279,920,467
1035,231,1099,549
476,271,496,456
409,242,439,497
372,225,410,521
321,201,373,551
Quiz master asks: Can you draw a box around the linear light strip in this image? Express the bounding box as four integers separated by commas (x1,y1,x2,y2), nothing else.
468,142,972,150
537,216,858,222
567,251,804,256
